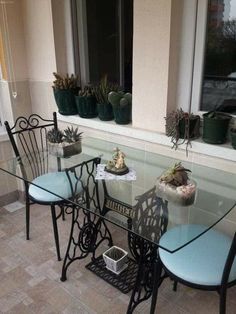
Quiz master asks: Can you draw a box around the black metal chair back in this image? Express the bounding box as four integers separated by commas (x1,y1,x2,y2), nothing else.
5,112,58,180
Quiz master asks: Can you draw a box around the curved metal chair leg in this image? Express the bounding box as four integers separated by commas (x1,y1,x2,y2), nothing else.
219,288,227,314
173,280,178,291
51,205,61,261
26,197,30,240
61,206,65,221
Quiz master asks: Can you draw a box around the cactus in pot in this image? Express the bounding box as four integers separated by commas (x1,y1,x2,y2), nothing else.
108,91,132,124
52,72,79,115
94,75,120,121
75,85,97,118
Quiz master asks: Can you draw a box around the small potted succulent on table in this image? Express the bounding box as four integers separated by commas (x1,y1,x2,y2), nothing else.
203,111,232,144
156,162,197,206
165,108,200,154
108,91,132,124
52,72,79,115
75,85,98,118
94,75,120,121
47,126,83,158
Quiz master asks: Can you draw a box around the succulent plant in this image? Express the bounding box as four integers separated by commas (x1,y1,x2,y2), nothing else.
159,162,191,187
78,85,95,97
165,108,200,155
63,126,83,143
52,72,79,90
47,128,64,143
108,91,132,108
94,75,120,104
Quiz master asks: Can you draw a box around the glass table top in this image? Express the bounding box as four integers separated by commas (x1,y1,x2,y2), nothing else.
0,136,235,253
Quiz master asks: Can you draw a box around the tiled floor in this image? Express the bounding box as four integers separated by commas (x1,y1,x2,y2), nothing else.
0,204,236,314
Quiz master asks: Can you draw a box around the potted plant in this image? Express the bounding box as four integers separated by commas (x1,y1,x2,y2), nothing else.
108,91,132,124
103,245,128,274
202,111,232,144
230,128,236,149
47,126,83,158
156,162,196,206
94,75,120,121
75,85,98,118
52,72,79,115
165,109,200,152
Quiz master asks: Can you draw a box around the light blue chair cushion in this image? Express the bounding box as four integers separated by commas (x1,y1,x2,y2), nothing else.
159,224,236,286
29,171,82,203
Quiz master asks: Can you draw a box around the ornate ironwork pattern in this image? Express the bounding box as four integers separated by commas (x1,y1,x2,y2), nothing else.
61,158,113,281
4,113,57,181
127,187,169,313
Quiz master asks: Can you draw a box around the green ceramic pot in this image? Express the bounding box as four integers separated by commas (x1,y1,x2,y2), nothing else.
230,129,236,149
75,96,98,118
97,103,114,121
113,104,132,125
203,111,232,144
53,89,78,115
179,115,200,139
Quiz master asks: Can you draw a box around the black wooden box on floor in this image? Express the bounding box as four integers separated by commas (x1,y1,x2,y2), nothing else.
86,255,138,294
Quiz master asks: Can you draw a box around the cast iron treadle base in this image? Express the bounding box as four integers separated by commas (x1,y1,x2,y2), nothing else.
85,255,138,294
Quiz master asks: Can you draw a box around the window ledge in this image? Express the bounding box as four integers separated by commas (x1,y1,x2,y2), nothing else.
58,114,236,162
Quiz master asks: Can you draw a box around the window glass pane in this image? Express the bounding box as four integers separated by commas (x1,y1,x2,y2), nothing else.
200,0,236,113
78,0,133,91
86,0,119,84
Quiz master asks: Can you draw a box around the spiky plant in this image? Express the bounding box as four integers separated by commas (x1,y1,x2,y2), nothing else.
160,162,191,187
94,75,120,104
78,85,95,97
63,126,83,143
47,128,64,143
165,108,200,155
52,72,79,90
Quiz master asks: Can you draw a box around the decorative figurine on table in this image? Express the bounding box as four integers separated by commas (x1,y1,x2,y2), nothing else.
105,147,129,175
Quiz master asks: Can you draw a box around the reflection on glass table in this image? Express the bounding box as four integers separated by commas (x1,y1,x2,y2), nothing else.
0,136,236,314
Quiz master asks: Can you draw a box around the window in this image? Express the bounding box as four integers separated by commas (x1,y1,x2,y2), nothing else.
73,0,133,91
192,0,236,114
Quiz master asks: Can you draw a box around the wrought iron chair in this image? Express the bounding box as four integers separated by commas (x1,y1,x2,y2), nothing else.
4,112,80,261
159,224,236,314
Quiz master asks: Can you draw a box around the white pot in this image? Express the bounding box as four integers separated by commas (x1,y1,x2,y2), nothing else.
155,179,197,206
103,246,128,274
48,141,82,158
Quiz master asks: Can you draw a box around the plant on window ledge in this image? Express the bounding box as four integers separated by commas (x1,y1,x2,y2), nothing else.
165,108,200,155
202,111,232,144
94,75,120,121
47,126,83,157
75,85,97,118
52,72,79,116
108,91,132,125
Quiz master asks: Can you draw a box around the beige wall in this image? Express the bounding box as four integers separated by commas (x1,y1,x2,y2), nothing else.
0,0,27,80
132,0,172,133
22,0,56,82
